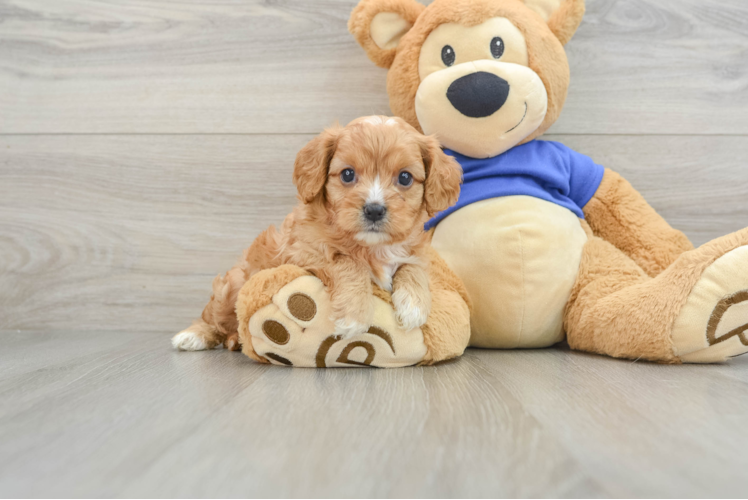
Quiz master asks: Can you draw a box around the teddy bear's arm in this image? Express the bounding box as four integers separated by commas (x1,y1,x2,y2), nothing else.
582,169,694,277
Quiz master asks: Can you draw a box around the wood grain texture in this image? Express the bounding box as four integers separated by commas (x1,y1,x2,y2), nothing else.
1,1,748,496
0,134,306,332
1,134,746,333
0,330,746,498
1,0,747,134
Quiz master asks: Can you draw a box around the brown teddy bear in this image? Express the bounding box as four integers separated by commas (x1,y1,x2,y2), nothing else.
346,0,748,363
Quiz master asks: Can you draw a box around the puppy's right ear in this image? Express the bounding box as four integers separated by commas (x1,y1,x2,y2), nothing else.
348,0,425,69
293,126,342,204
419,134,462,217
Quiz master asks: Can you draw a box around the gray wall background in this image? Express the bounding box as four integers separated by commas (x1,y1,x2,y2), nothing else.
1,0,747,333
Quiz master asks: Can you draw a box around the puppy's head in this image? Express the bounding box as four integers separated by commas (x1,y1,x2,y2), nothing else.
293,116,462,246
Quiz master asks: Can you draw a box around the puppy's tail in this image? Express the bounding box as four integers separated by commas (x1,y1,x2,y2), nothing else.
172,319,226,351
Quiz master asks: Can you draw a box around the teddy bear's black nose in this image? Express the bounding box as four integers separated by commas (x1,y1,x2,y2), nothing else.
447,71,510,118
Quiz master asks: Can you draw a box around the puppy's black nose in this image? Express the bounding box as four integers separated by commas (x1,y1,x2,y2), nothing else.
447,71,510,118
363,203,387,222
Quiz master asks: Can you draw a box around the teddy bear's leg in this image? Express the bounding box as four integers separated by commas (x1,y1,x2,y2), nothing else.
235,265,311,363
583,169,695,277
236,264,451,367
566,222,748,363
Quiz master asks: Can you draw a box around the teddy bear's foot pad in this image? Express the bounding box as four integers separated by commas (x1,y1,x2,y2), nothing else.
246,275,428,367
672,246,748,363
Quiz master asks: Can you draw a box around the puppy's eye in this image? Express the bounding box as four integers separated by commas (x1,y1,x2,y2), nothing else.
397,171,413,187
340,168,356,184
490,37,504,59
441,45,455,67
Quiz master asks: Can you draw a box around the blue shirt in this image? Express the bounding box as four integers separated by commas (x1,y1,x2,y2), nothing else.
425,140,605,230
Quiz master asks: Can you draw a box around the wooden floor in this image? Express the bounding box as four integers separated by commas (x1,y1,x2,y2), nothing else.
1,331,748,497
1,0,748,497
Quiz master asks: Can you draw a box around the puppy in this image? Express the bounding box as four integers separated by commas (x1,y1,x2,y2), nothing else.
172,116,462,351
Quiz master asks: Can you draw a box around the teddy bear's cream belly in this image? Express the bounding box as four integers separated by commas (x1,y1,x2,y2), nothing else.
431,196,588,349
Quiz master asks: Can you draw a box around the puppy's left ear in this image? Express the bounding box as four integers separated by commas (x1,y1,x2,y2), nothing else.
419,135,462,217
293,126,342,204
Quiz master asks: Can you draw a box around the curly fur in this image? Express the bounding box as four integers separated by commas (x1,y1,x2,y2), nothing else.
175,117,462,350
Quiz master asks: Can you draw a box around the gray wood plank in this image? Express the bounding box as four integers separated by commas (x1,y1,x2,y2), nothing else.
559,0,748,135
1,0,747,134
1,133,746,333
1,330,747,497
471,347,748,498
0,134,307,333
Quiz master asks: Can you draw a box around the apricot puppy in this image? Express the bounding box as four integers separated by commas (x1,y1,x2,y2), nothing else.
173,116,462,350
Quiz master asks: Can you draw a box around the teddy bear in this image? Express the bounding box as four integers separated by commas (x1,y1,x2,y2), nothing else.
225,0,748,367
343,0,748,363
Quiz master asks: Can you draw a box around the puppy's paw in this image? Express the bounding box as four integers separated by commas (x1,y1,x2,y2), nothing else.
392,288,430,331
172,329,212,351
333,317,369,339
223,333,241,351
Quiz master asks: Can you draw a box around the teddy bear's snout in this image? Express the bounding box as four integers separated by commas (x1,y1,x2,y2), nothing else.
446,71,510,118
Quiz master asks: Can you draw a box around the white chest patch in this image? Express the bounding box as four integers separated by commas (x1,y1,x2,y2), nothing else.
370,244,421,292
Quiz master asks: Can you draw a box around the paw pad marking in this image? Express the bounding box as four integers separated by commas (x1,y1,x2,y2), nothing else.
316,335,342,368
314,326,395,367
262,320,290,345
265,352,293,366
366,326,395,354
707,290,748,347
248,276,428,367
337,341,376,366
287,293,316,321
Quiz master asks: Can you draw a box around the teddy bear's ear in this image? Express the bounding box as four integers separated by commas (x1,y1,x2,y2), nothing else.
523,0,585,46
348,0,426,69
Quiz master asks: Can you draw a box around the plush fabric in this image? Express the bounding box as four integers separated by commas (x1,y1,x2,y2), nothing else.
425,140,604,229
432,196,587,348
381,0,573,146
349,0,748,364
349,0,426,69
566,224,748,362
671,246,748,363
583,169,694,277
236,247,471,367
243,275,429,368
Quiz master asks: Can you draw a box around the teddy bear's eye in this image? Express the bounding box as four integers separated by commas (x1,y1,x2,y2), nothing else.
441,45,456,67
490,37,505,59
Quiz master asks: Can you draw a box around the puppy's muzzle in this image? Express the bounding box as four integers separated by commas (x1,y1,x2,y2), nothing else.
447,71,510,118
363,203,387,223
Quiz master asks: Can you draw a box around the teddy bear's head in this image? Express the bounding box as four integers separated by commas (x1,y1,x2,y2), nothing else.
349,0,585,159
